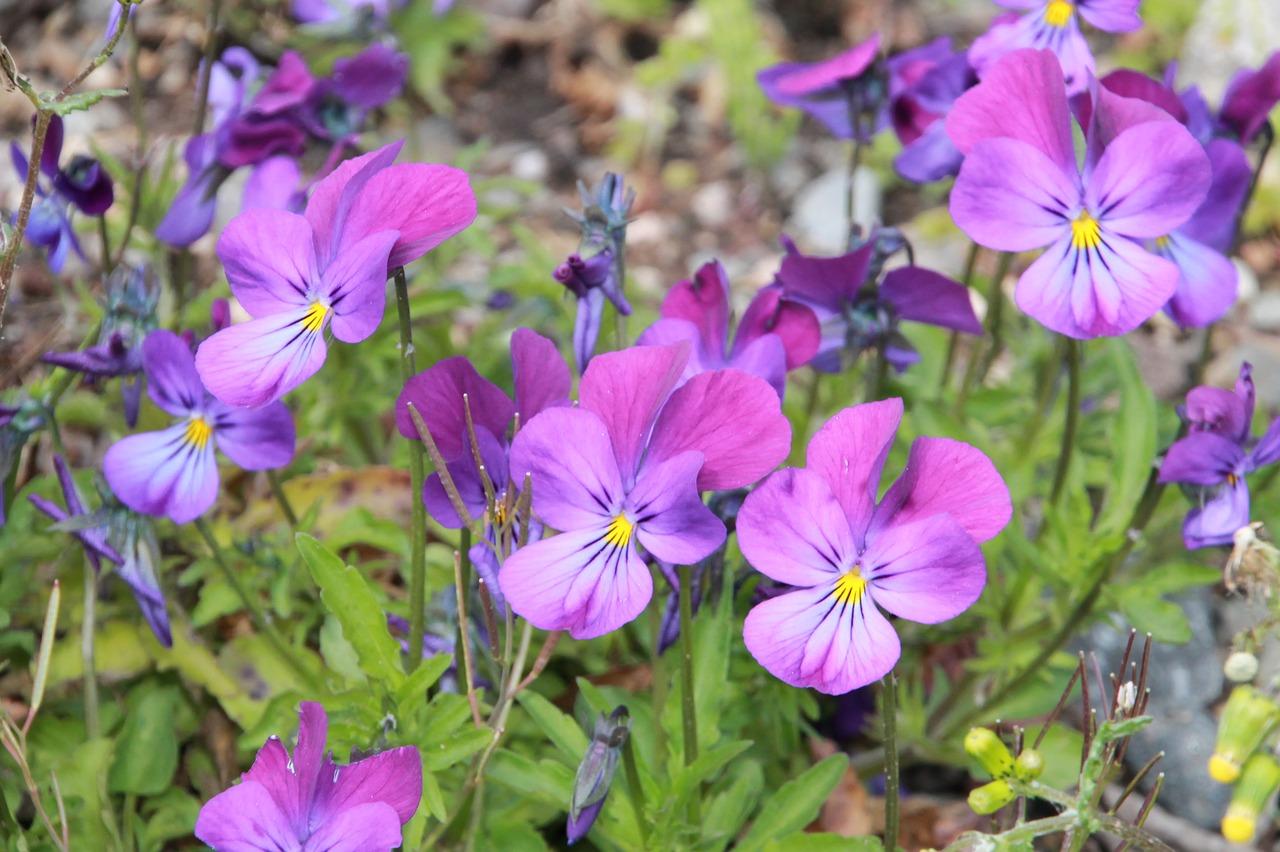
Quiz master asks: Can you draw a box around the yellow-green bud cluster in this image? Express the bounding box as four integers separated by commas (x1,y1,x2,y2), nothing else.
1221,753,1280,844
963,728,1045,815
1210,687,1280,784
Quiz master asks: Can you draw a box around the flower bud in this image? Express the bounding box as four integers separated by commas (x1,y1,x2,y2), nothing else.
568,706,631,845
1225,651,1260,684
1221,753,1280,843
965,727,1014,778
968,779,1015,815
1014,748,1045,781
1210,686,1280,783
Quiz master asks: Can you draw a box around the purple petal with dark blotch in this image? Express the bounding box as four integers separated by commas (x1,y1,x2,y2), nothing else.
195,309,329,407
777,245,873,313
507,407,622,533
646,367,791,491
219,116,307,169
322,229,399,343
103,425,219,524
807,400,903,545
880,266,982,333
55,156,114,215
216,209,318,316
1181,139,1252,253
142,330,203,417
331,44,408,109
1159,432,1245,485
1183,479,1250,550
209,399,295,471
629,450,725,565
1158,232,1237,329
950,48,1075,167
511,327,571,423
869,435,1012,544
394,357,514,458
950,136,1077,252
738,467,855,588
1087,122,1209,238
1220,52,1280,144
863,513,986,623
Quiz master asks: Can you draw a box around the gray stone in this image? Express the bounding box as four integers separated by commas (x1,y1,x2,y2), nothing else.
1178,0,1280,102
690,182,733,230
787,166,881,256
1246,289,1280,333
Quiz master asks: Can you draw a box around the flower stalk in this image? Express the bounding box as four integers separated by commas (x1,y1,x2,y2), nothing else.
677,562,701,822
394,267,429,668
882,671,900,852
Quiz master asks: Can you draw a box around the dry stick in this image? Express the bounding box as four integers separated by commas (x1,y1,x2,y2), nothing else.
515,630,563,693
453,543,484,728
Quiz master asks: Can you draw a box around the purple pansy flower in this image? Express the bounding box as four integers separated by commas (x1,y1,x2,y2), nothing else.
195,702,422,851
9,114,113,271
1160,363,1280,550
968,0,1142,95
775,232,982,372
758,33,887,141
738,399,1012,694
948,49,1212,339
395,328,572,609
302,44,408,145
196,139,477,407
104,331,296,524
887,37,975,183
1220,52,1280,145
635,260,820,399
499,343,791,639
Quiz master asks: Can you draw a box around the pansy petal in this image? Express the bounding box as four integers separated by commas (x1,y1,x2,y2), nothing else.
1182,139,1252,253
194,780,300,852
1078,0,1141,31
313,745,421,827
394,357,514,459
726,334,788,399
806,400,903,544
1099,69,1187,123
209,400,296,471
1158,232,1237,330
660,261,732,357
1186,386,1249,443
1183,480,1250,550
500,527,651,639
196,310,329,407
870,436,1012,544
323,229,399,343
240,736,301,831
579,344,688,484
1250,418,1280,469
635,319,714,380
421,427,506,528
863,514,986,623
508,408,622,532
302,802,403,852
738,468,856,588
894,121,964,183
341,164,477,271
630,450,726,565
1220,52,1280,144
574,288,606,374
511,327,572,422
880,267,983,333
142,330,204,416
306,141,404,263
103,425,218,524
154,136,218,247
1159,432,1245,485
647,368,791,491
736,285,821,370
216,209,319,316
777,246,873,312
287,702,328,827
1088,122,1210,238
950,137,1077,251
243,155,303,212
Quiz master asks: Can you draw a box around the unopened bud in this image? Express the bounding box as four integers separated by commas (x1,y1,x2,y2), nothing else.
968,778,1015,815
965,727,1014,778
1210,686,1280,783
1116,681,1137,713
1014,748,1045,781
1221,753,1280,843
1225,651,1260,684
568,706,631,844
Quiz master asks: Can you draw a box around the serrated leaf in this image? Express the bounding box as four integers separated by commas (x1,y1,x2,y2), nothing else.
44,88,128,114
735,753,849,852
296,533,404,688
395,653,454,712
668,739,753,809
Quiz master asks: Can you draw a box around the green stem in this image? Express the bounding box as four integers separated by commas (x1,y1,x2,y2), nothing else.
394,267,428,669
650,597,668,780
192,0,222,136
621,733,649,847
1048,338,1081,508
881,672,899,852
98,216,113,278
266,469,299,529
81,562,99,741
454,528,483,727
0,110,52,329
939,243,982,396
977,252,1014,381
677,564,701,822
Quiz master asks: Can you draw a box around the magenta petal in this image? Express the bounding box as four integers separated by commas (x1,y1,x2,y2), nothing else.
1159,432,1244,486
323,229,399,343
421,431,501,529
142,330,203,416
508,407,623,532
950,137,1077,252
806,400,903,544
579,344,688,484
1088,123,1210,238
306,141,404,264
236,735,297,827
629,451,726,565
1099,70,1187,124
1160,233,1237,329
301,802,403,851
216,209,319,316
880,267,982,334
744,585,901,695
500,527,652,639
196,310,329,407
647,368,791,491
342,164,477,271
103,425,219,524
869,436,1012,544
660,262,731,357
1250,419,1280,468
1220,52,1280,144
286,702,328,826
394,357,515,458
736,286,821,370
738,468,856,588
635,319,712,380
209,400,296,471
863,514,986,623
947,48,1075,170
773,35,881,96
726,334,788,399
510,327,571,422
194,780,300,852
314,746,421,826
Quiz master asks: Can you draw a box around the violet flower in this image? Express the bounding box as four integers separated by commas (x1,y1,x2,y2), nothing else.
499,343,791,639
635,260,820,399
775,231,982,372
758,33,887,141
887,37,975,183
1160,363,1280,550
1220,52,1280,145
395,328,571,609
9,114,113,271
196,139,476,407
104,330,296,524
968,0,1142,95
302,44,408,145
948,49,1211,339
195,702,422,851
738,399,1012,693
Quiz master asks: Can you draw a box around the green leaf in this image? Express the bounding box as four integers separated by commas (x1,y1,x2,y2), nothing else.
421,770,448,822
488,749,573,805
108,689,178,794
516,691,589,761
296,533,404,688
1117,589,1192,643
735,753,848,852
703,761,764,841
395,653,454,714
319,615,367,685
1096,340,1157,538
668,739,753,810
421,727,491,771
765,835,882,852
43,88,128,114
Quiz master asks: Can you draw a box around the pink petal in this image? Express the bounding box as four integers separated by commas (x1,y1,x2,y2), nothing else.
342,164,477,271
289,702,329,825
863,514,987,624
735,286,821,371
507,407,623,533
737,468,856,588
646,368,791,491
216,209,319,316
1088,122,1210,238
306,141,404,265
629,450,726,565
950,136,1078,252
323,229,399,343
195,780,300,852
195,309,329,407
659,261,731,358
313,746,421,827
393,356,515,459
510,327,572,423
806,400,903,545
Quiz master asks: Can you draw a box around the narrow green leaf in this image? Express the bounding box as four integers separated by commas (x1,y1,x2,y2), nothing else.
108,689,178,794
421,727,492,771
516,691,589,760
29,580,59,719
44,88,128,114
736,753,849,852
1097,340,1157,538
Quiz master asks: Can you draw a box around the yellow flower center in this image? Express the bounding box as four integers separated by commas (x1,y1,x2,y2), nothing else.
1070,210,1102,251
184,416,213,449
833,567,867,605
1154,235,1171,250
301,301,330,333
603,513,634,548
1044,0,1074,27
